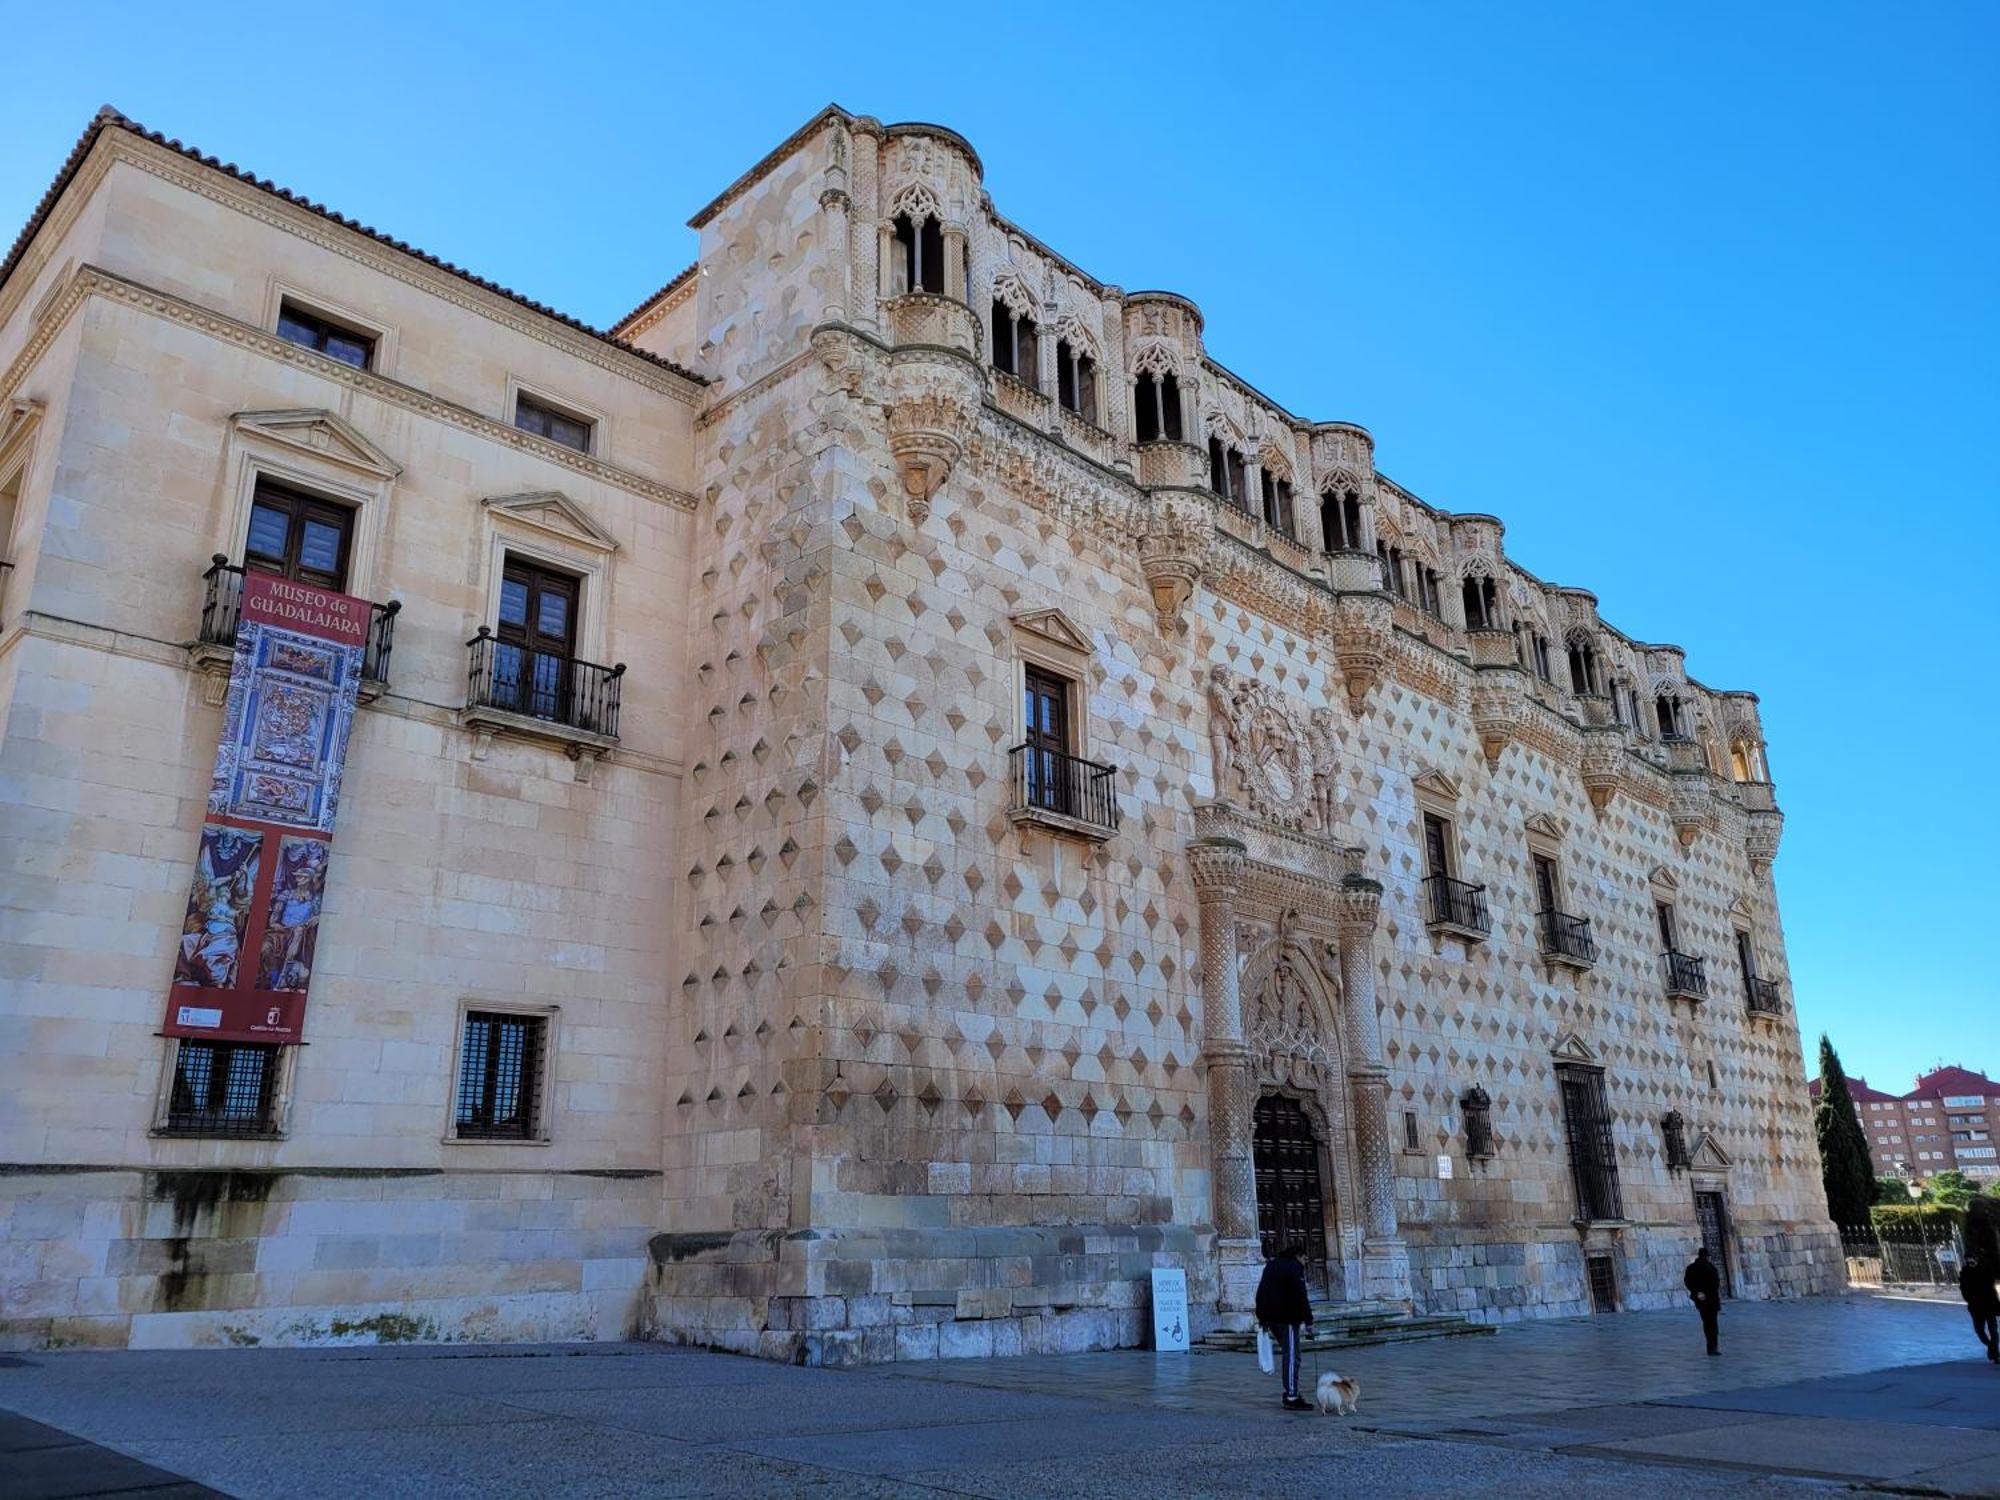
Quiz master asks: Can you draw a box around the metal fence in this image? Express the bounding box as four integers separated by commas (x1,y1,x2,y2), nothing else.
1838,1220,1964,1287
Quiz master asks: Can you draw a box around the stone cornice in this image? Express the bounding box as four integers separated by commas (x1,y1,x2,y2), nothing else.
4,264,698,515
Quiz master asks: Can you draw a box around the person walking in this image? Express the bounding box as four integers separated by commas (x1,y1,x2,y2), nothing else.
1255,1243,1314,1411
1959,1253,1999,1364
1684,1245,1722,1356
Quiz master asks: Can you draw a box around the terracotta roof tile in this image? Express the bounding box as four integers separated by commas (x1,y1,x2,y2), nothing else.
2,107,706,386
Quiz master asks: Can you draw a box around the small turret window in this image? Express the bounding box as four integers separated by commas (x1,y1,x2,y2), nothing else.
892,214,944,295
1055,339,1097,420
991,300,1039,386
1133,371,1182,442
1462,575,1498,630
1259,469,1295,538
1321,489,1363,551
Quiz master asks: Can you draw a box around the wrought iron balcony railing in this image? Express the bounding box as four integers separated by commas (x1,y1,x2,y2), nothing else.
1423,873,1491,938
1008,744,1119,837
1662,949,1709,1000
199,556,399,684
1746,975,1783,1016
1539,909,1598,966
466,628,624,739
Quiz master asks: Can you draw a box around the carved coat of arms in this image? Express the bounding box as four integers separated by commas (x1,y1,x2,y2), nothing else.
1206,664,1340,831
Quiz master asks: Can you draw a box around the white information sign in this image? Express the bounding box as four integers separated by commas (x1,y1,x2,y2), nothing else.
1149,1267,1190,1352
1437,1153,1454,1180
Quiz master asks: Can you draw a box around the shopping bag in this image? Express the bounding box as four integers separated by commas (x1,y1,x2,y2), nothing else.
1255,1326,1275,1375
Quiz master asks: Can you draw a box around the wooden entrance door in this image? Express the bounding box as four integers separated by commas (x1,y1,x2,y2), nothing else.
1253,1094,1331,1296
1694,1190,1734,1297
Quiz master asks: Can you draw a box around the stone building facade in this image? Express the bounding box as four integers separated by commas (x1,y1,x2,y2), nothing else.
0,105,1840,1359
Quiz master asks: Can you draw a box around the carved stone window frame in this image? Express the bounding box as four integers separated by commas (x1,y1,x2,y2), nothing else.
219,409,402,606
1008,608,1094,760
476,491,619,670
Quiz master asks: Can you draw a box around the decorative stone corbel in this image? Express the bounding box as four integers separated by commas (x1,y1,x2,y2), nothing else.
1579,725,1626,813
1138,492,1213,638
1471,664,1526,766
1331,593,1393,713
1668,771,1716,847
885,347,982,524
1745,807,1783,874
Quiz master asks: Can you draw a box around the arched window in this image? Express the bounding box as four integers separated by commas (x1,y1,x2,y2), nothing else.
1055,339,1097,420
1133,370,1182,442
1208,438,1248,510
1260,467,1295,537
1320,489,1363,551
990,299,1039,386
1461,575,1498,630
1657,693,1687,740
1567,638,1601,695
891,214,944,295
1376,540,1407,598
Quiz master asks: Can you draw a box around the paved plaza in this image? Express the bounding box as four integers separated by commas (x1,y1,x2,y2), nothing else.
2,1294,1994,1498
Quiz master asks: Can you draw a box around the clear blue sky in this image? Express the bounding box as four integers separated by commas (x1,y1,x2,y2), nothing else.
6,3,1994,1091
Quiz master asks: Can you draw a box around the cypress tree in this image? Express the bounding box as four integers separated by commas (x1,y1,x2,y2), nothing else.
1813,1035,1876,1225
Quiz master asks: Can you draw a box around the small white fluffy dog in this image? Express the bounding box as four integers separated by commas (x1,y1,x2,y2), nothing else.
1314,1372,1362,1415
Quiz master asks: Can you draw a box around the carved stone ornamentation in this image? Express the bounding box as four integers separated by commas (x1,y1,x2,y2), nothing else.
1668,771,1717,848
1206,664,1340,831
1579,724,1627,813
1138,492,1211,636
1471,664,1526,766
884,346,983,522
1330,592,1394,712
1745,807,1783,874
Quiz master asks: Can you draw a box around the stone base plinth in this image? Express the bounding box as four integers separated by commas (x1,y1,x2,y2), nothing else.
646,1223,1215,1366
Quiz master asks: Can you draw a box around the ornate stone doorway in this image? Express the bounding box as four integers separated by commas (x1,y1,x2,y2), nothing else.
1253,1094,1332,1294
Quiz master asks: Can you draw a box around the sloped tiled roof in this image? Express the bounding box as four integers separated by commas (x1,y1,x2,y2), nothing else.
1811,1074,1898,1104
1,108,706,386
1910,1065,1997,1100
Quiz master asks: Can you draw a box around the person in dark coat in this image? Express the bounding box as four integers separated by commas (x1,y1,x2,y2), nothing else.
1684,1246,1722,1355
1255,1244,1314,1410
1959,1254,1999,1363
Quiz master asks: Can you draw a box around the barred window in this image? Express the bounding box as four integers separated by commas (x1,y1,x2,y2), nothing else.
1556,1061,1623,1221
1461,1085,1494,1159
164,1040,280,1136
455,1011,548,1140
1662,1108,1691,1171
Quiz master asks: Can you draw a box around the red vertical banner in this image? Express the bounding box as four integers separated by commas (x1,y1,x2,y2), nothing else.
164,573,370,1044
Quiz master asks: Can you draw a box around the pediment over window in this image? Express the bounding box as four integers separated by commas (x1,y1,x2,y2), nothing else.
1650,864,1680,891
1551,1031,1600,1065
2,397,46,456
1524,813,1568,843
1690,1133,1732,1171
231,408,401,479
1727,896,1754,923
1010,608,1092,656
1412,767,1461,802
483,491,620,553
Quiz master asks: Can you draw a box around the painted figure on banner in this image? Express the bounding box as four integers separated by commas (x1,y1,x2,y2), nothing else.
174,825,260,989
257,836,330,991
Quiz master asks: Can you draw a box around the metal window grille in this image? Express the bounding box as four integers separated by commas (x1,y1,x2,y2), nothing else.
1585,1254,1619,1312
1662,1109,1691,1170
455,1012,546,1140
164,1040,280,1136
1557,1062,1624,1221
1461,1085,1494,1159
